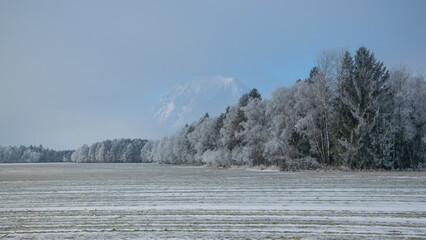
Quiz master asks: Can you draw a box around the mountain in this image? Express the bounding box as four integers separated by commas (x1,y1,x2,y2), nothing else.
154,76,248,129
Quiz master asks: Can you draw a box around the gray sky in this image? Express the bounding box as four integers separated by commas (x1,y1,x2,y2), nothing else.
1,0,425,150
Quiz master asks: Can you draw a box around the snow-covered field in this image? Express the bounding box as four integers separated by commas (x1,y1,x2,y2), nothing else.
0,163,425,239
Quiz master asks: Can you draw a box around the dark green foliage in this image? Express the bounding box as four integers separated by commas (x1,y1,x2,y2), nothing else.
332,47,391,169
239,88,262,107
213,113,226,148
308,67,320,83
332,51,356,166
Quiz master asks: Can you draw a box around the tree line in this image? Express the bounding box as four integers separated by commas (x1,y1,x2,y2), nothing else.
1,46,424,170
0,139,147,163
141,47,425,170
0,145,73,163
71,139,147,163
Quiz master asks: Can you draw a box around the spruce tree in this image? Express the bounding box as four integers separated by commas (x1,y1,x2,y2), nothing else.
334,47,391,169
333,51,356,166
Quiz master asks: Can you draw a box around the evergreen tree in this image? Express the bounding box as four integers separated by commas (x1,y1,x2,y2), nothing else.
336,47,391,169
333,51,356,166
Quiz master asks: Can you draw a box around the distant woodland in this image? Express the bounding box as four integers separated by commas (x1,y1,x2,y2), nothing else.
0,139,146,163
1,47,425,170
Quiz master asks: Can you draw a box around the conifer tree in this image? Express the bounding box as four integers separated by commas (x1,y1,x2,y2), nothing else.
335,47,391,169
333,51,356,166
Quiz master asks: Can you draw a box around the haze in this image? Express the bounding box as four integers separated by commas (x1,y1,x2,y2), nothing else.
1,0,425,150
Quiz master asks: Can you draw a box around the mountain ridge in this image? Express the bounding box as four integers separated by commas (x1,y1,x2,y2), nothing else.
154,76,249,129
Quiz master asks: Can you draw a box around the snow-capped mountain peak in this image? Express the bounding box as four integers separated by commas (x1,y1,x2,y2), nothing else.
154,76,248,129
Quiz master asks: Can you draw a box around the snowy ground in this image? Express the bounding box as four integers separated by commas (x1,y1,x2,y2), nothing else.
0,163,425,239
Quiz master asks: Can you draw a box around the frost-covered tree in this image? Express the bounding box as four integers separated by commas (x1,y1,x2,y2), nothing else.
57,45,422,170
88,143,98,163
218,89,263,166
140,140,156,163
309,49,343,165
408,73,426,167
389,66,413,168
390,66,426,168
287,81,312,160
0,145,72,163
71,144,89,163
333,51,356,166
188,114,217,164
173,124,196,164
240,97,269,165
69,139,146,163
335,47,391,169
220,105,242,154
263,81,321,170
95,142,106,162
123,142,137,162
264,87,291,166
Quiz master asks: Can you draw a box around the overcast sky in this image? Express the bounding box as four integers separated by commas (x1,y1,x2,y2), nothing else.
1,0,425,150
